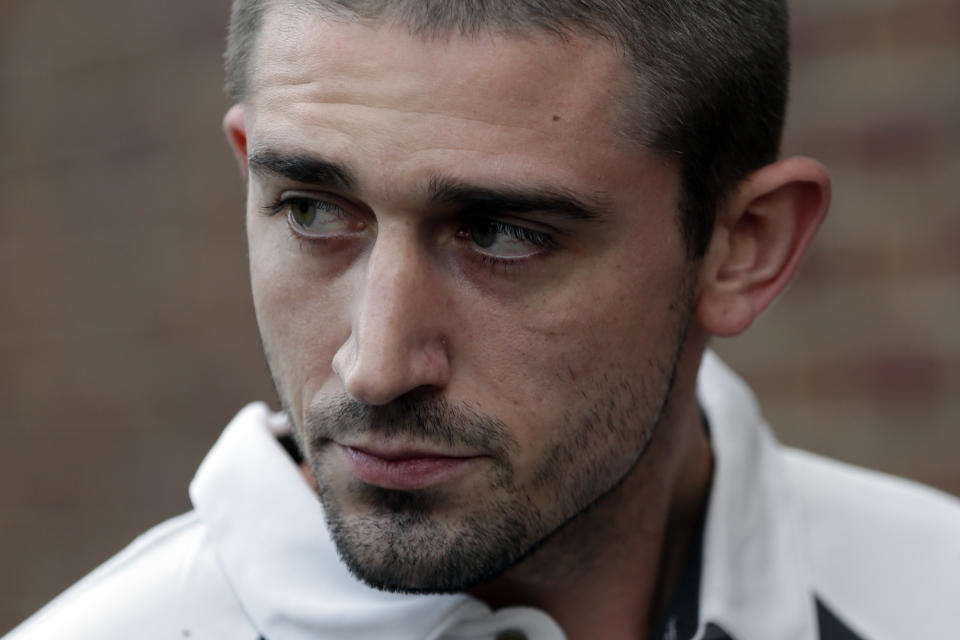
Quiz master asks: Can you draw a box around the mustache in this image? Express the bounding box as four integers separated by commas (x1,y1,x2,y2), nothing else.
302,394,517,455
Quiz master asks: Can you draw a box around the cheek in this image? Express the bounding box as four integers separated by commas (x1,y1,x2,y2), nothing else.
248,218,352,414
462,255,690,436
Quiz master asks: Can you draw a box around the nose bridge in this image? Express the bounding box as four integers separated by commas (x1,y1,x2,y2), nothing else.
361,233,428,353
334,228,451,405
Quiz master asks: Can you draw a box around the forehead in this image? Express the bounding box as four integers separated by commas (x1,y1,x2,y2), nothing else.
248,7,633,144
242,6,678,212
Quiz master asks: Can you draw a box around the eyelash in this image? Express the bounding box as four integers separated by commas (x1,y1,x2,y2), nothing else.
472,219,559,250
261,195,331,218
461,218,559,272
260,194,560,270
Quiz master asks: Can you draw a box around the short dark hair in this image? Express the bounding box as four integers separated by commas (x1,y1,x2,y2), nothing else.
225,0,789,259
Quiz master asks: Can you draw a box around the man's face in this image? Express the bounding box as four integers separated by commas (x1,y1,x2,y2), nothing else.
241,9,695,592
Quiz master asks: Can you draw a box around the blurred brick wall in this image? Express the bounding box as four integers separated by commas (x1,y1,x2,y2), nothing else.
0,0,957,633
713,0,960,495
0,0,272,630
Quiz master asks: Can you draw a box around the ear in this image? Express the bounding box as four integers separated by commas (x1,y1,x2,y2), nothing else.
223,104,249,179
695,156,831,337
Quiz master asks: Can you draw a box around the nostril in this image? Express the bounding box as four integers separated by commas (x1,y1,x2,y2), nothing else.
337,338,451,407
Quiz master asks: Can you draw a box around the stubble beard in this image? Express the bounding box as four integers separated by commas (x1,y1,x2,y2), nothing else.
302,396,544,593
283,332,688,595
268,279,695,594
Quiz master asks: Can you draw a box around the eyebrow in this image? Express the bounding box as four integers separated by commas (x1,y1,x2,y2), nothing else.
248,150,356,191
428,176,608,223
247,149,608,222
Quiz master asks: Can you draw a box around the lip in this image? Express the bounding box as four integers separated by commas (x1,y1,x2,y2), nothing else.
337,444,478,491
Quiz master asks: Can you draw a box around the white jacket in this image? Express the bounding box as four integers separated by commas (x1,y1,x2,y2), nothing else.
7,353,960,639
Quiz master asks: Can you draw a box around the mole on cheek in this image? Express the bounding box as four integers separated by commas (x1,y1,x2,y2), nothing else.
552,114,561,122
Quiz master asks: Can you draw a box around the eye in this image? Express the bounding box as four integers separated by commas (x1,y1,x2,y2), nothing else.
461,217,558,259
282,197,359,237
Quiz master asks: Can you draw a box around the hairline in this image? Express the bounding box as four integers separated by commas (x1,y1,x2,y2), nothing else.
226,0,789,259
237,1,659,148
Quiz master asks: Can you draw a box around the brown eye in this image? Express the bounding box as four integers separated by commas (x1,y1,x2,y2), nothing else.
468,219,499,249
461,217,557,259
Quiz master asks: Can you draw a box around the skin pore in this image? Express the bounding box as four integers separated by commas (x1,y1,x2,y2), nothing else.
224,6,829,639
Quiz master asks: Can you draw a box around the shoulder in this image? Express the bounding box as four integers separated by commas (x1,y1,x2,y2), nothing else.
4,512,258,640
782,447,960,639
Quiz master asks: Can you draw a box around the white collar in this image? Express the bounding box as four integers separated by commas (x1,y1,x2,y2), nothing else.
696,351,817,640
190,351,817,640
189,404,563,640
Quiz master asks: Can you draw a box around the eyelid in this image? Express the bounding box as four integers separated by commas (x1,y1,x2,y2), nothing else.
458,219,561,270
464,209,573,240
467,216,561,249
266,192,368,243
262,190,356,218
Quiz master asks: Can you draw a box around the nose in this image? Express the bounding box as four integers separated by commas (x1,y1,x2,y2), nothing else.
332,232,451,405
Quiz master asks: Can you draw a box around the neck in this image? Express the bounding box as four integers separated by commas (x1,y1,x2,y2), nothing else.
468,351,713,640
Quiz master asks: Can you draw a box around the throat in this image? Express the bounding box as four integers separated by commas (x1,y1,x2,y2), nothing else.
470,502,709,640
468,403,713,640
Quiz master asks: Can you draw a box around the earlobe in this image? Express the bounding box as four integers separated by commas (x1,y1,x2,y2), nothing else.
695,156,831,337
223,104,249,178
